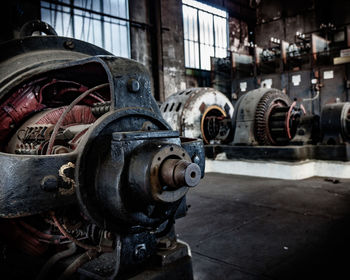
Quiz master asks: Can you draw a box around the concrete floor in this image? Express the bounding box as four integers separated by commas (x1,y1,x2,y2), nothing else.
176,173,350,280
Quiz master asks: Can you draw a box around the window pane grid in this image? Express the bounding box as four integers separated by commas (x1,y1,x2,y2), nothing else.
182,0,228,70
41,0,130,57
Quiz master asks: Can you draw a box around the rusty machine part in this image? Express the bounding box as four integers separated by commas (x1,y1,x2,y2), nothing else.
232,87,308,145
0,21,205,280
160,87,234,144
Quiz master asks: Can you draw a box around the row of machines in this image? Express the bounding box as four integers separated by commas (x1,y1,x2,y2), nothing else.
161,87,350,161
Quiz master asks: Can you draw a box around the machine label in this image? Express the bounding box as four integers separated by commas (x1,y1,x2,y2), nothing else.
292,75,301,86
324,70,334,79
240,82,247,92
261,79,272,88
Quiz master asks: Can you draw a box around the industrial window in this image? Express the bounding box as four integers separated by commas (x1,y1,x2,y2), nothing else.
182,0,228,70
40,0,130,58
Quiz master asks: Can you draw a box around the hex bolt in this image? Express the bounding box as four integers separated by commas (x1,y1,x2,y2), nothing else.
41,175,58,191
134,244,147,261
127,79,140,93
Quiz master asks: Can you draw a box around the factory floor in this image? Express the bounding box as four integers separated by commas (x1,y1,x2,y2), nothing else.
175,173,350,280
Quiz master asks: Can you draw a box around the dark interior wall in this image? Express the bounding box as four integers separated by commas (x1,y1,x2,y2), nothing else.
315,0,350,27
161,0,187,99
199,0,256,23
0,0,40,42
255,0,350,48
129,0,152,73
128,0,154,94
130,0,188,100
255,0,316,47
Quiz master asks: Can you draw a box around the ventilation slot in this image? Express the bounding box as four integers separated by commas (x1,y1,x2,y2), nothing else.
176,103,182,112
163,103,169,112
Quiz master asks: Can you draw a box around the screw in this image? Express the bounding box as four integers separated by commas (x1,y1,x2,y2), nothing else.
134,244,147,261
127,79,140,93
41,175,58,191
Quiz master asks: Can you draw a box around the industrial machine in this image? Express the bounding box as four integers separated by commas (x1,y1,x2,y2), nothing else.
161,87,234,144
0,21,205,279
207,87,350,161
232,87,307,146
161,83,350,161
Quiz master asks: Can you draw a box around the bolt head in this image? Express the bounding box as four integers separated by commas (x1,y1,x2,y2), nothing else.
127,79,140,93
134,244,147,260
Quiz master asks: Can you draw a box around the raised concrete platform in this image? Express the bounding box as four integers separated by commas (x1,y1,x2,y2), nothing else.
205,156,350,180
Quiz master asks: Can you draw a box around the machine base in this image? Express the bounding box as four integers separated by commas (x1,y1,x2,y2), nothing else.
126,256,193,280
205,143,350,162
78,240,194,280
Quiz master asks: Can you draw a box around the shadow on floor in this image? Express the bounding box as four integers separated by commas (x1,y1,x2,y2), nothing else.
176,173,350,280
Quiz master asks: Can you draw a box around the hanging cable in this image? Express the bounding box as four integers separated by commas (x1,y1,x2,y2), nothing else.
46,83,109,155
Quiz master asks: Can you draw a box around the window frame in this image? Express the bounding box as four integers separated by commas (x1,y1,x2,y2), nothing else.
182,0,229,70
40,0,131,58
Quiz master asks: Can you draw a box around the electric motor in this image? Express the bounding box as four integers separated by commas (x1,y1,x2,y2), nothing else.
161,87,234,144
0,21,204,280
233,88,293,145
232,88,347,147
